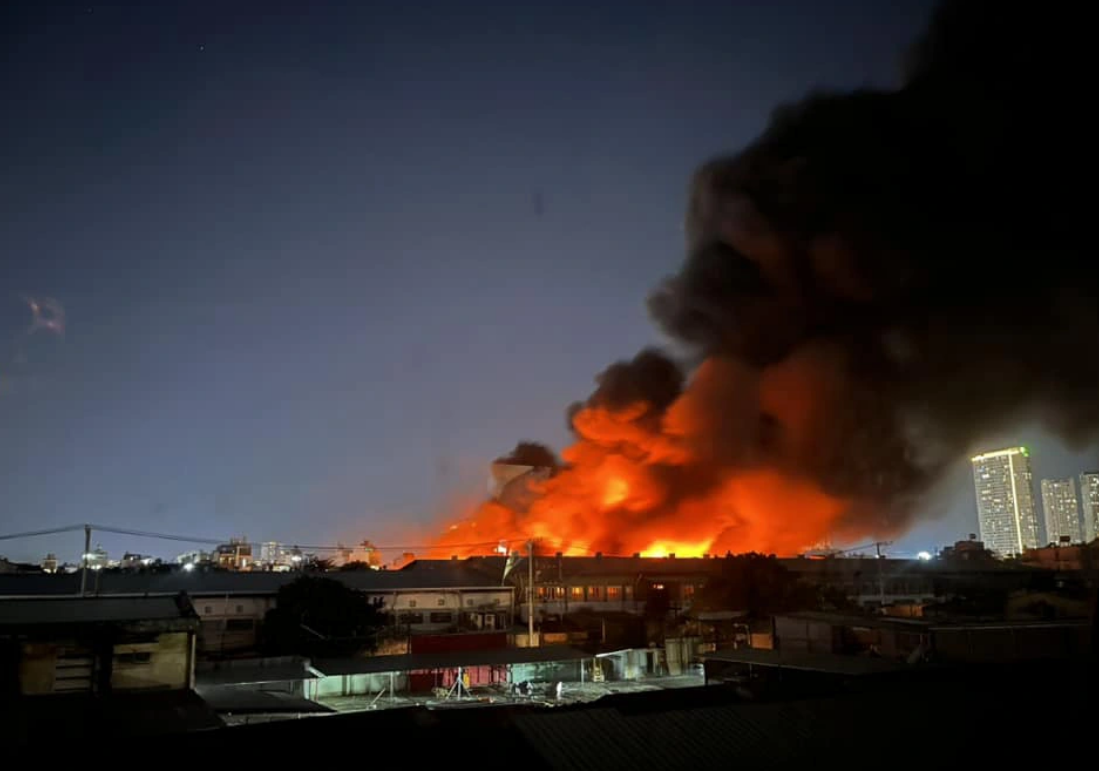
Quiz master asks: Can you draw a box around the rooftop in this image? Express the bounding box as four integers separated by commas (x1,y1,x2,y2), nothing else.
703,647,912,677
0,563,511,598
0,595,197,628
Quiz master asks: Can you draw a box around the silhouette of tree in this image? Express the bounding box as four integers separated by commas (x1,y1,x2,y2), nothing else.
693,553,849,618
262,576,384,657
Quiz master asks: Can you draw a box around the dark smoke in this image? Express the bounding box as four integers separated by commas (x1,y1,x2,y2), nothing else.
649,0,1097,530
494,441,559,471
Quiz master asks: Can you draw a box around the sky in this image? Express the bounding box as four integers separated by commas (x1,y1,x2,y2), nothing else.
1,0,1094,563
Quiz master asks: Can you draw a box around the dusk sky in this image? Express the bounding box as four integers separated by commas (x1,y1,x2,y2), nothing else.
2,0,1094,563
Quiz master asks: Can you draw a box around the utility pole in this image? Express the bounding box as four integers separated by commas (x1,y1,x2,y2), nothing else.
79,524,91,597
875,541,886,606
528,539,536,647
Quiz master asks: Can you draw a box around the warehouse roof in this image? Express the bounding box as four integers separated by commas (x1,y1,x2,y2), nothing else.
703,647,911,677
0,564,512,598
0,595,197,628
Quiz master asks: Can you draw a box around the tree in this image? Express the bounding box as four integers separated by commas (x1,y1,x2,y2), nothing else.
338,560,374,571
692,553,849,619
262,576,385,657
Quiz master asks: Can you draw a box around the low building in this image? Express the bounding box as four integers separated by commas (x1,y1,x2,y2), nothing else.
0,564,515,656
0,595,200,696
771,611,1092,665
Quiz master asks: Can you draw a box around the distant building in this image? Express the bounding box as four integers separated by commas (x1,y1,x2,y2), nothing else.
971,447,1040,556
119,553,157,570
332,541,382,569
83,545,110,571
216,537,253,571
258,541,305,571
1080,472,1099,543
1040,478,1081,544
0,558,42,575
40,554,58,574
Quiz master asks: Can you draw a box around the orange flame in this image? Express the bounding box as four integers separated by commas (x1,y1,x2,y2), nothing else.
431,356,865,559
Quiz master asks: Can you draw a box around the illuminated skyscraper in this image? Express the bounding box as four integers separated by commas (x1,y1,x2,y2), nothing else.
1040,477,1081,544
1080,472,1099,543
971,447,1040,556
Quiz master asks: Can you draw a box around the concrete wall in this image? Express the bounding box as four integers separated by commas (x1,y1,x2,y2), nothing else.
17,631,192,695
194,595,273,654
311,672,408,698
17,642,68,695
111,631,191,690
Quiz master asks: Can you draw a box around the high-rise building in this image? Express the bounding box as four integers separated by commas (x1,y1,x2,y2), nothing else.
1040,477,1081,544
971,447,1040,556
1080,472,1099,543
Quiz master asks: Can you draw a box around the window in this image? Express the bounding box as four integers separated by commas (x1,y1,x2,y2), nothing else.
408,600,417,608
466,599,474,606
399,612,424,625
437,597,446,606
536,586,547,598
588,586,601,600
204,605,212,615
570,586,584,600
552,586,565,600
115,651,152,665
624,586,634,600
684,585,696,597
226,618,254,632
429,612,453,624
606,586,621,600
236,604,244,614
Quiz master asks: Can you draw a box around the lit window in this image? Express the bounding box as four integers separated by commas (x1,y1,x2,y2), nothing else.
571,586,584,599
606,587,621,600
588,586,602,600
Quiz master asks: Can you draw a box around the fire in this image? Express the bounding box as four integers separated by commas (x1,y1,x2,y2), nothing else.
641,540,713,558
429,353,869,560
602,477,629,507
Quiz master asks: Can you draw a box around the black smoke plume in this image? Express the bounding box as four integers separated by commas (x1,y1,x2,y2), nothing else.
647,0,1097,530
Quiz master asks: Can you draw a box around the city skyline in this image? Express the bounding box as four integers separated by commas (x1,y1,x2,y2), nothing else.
1,1,1096,565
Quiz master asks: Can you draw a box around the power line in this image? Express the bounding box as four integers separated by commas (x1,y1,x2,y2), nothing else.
87,524,224,546
0,524,637,558
0,524,84,542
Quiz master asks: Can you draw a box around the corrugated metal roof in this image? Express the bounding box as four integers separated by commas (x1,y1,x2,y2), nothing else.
196,659,318,686
198,687,335,714
315,645,590,676
0,595,195,627
703,647,911,676
0,565,512,598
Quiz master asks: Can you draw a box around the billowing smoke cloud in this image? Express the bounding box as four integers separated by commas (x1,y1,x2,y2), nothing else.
648,0,1096,532
436,0,1096,557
